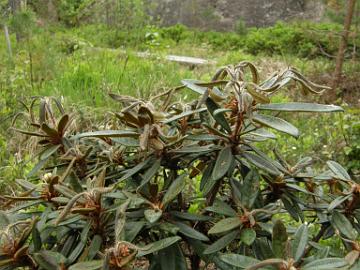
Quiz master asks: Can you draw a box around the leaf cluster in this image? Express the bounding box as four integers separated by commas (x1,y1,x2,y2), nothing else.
1,62,359,270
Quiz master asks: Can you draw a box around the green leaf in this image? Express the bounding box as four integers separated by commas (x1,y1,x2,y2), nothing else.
272,220,288,259
252,113,299,138
138,159,161,189
137,236,181,257
32,223,42,252
220,254,260,268
327,160,351,181
87,235,102,260
241,170,260,208
242,152,281,176
208,217,241,234
331,211,357,240
69,260,103,270
257,103,343,113
162,108,206,124
125,221,146,242
162,174,186,206
170,211,211,221
182,79,207,94
144,209,162,224
0,211,10,230
212,147,233,181
118,157,151,182
203,230,238,254
159,243,187,270
328,194,352,211
187,238,234,270
240,228,256,246
247,86,270,103
302,258,348,270
185,134,222,141
57,114,70,135
41,123,59,137
34,251,67,270
39,145,61,160
206,98,231,133
73,130,139,139
12,128,49,137
115,199,129,241
205,199,237,217
27,156,50,177
292,224,308,263
174,221,209,241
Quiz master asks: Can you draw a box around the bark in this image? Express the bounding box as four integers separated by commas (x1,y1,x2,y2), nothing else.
331,0,357,91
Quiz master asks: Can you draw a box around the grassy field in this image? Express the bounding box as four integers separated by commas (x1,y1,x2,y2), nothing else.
0,23,359,190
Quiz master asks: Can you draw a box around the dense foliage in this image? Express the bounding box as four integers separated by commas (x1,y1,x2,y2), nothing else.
1,62,359,270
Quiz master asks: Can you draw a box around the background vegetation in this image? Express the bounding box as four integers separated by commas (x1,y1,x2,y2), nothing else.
0,0,359,268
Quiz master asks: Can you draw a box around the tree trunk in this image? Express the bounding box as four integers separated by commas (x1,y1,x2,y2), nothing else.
9,0,22,41
331,0,357,92
3,24,13,60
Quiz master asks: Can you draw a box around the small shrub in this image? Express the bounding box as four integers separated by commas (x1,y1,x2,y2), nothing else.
2,62,359,270
234,18,247,35
161,24,187,44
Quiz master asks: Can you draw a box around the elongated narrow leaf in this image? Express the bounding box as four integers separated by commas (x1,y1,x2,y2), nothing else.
115,199,130,242
327,160,351,181
292,224,308,262
87,235,102,260
32,223,42,252
205,199,237,217
187,238,234,270
73,130,139,139
162,174,186,206
206,98,231,133
257,103,343,112
0,211,10,230
302,258,348,270
170,211,211,221
69,260,103,270
208,217,241,234
137,236,181,257
122,222,144,242
220,254,260,268
212,147,233,181
39,145,61,161
12,128,48,137
204,230,238,254
182,79,207,94
242,152,280,176
163,108,206,124
138,159,161,189
119,157,151,182
34,251,67,270
159,243,187,270
272,220,288,259
27,156,50,177
252,114,299,138
332,211,357,240
328,194,352,211
174,221,209,241
57,114,69,134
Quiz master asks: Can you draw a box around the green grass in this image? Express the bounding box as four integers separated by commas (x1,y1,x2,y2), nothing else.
0,23,359,182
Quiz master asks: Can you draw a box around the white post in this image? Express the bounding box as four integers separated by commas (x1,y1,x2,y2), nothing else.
3,24,13,60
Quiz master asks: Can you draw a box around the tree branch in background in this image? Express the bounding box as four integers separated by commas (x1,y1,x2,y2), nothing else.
331,0,357,92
